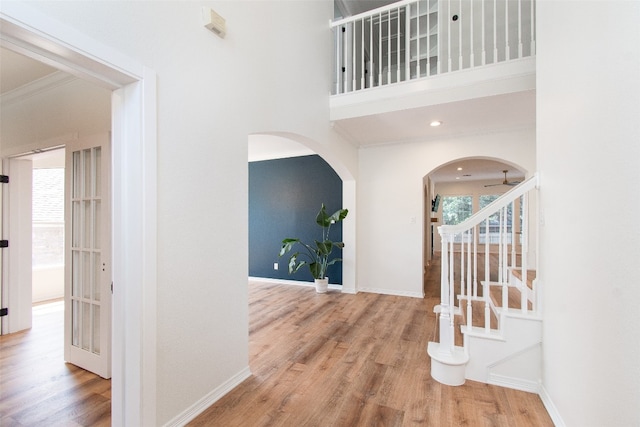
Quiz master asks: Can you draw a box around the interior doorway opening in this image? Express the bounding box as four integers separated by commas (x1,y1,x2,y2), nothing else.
31,148,66,306
423,157,527,296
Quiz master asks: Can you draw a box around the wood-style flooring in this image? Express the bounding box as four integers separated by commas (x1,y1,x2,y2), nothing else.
1,261,552,426
190,266,553,426
0,301,111,426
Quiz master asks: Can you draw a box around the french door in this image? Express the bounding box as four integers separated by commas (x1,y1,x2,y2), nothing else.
64,134,112,379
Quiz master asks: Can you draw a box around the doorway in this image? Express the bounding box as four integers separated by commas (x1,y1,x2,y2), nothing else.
31,149,65,306
0,5,158,423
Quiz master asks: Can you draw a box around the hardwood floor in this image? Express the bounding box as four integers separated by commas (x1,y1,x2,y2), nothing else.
1,266,552,426
0,301,111,426
190,275,553,426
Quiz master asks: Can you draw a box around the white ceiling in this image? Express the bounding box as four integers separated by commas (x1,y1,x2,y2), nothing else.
0,47,59,94
429,158,524,184
333,91,535,147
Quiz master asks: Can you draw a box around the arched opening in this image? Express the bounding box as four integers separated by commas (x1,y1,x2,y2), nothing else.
248,132,356,293
423,157,528,296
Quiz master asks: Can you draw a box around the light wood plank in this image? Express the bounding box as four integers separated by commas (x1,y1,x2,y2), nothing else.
190,278,554,426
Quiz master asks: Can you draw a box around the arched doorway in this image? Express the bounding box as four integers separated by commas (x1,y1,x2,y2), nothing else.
248,133,357,293
423,157,527,295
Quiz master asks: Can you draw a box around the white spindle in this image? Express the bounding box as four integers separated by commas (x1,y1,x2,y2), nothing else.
498,208,503,284
505,0,510,60
360,19,365,89
484,218,490,332
405,5,410,81
424,1,432,76
460,233,465,298
482,0,486,65
518,0,523,58
416,0,421,77
466,231,472,329
470,0,474,67
473,225,478,297
369,18,373,88
500,207,508,310
343,26,349,93
493,0,498,63
387,10,391,84
352,22,357,90
531,0,536,54
458,0,463,69
396,8,401,83
335,28,340,94
521,194,529,313
378,13,383,85
449,239,455,338
436,1,441,74
511,201,516,269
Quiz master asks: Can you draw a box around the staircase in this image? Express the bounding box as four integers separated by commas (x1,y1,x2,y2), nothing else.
428,174,541,392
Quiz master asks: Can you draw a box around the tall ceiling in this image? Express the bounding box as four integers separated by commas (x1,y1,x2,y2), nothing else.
0,4,526,184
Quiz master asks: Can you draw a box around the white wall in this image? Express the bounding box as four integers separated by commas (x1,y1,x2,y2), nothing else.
537,2,640,426
32,266,63,302
3,1,353,424
358,128,535,297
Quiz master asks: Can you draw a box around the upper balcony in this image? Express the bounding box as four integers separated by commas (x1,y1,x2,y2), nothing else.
330,0,536,123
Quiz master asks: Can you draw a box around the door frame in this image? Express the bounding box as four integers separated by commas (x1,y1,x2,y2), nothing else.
0,3,158,425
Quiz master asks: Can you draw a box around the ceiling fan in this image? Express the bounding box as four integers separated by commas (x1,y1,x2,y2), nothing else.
484,170,521,187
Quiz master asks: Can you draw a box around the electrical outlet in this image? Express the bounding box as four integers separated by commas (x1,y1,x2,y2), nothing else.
273,262,278,270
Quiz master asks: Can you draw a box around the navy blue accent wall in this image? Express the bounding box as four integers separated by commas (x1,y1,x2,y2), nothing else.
249,155,344,284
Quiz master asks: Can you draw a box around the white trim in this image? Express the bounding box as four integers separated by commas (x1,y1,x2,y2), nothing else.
0,71,77,106
162,367,252,427
248,277,343,291
357,287,424,298
539,384,566,427
487,373,540,393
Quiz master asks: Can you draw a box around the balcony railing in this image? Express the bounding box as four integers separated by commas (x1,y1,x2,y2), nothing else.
331,0,536,95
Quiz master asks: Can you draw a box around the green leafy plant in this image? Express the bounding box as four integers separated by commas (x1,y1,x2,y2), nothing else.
279,204,349,280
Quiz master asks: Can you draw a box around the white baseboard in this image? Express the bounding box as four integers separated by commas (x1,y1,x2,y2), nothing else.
539,384,566,427
248,276,342,290
249,278,422,298
163,367,252,427
358,287,424,299
487,373,540,393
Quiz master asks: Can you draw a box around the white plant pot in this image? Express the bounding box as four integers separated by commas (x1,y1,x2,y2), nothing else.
314,278,329,294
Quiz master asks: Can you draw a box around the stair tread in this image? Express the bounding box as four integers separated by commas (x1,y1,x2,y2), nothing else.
490,284,533,311
511,268,536,289
454,299,498,345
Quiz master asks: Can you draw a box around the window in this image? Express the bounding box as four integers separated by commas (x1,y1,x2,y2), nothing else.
442,195,472,225
32,168,65,267
479,194,513,244
442,195,472,243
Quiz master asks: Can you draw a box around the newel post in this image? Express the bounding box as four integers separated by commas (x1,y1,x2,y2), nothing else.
427,227,469,386
438,230,455,350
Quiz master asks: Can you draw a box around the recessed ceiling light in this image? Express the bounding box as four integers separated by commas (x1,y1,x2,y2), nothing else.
430,120,442,127
457,167,463,171
455,177,460,180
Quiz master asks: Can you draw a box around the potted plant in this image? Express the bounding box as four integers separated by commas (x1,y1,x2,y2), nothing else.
279,203,349,293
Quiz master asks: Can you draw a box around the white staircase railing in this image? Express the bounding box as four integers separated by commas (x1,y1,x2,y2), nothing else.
331,0,536,95
428,174,539,386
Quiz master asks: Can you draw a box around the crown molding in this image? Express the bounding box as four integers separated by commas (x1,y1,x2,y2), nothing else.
0,71,77,106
